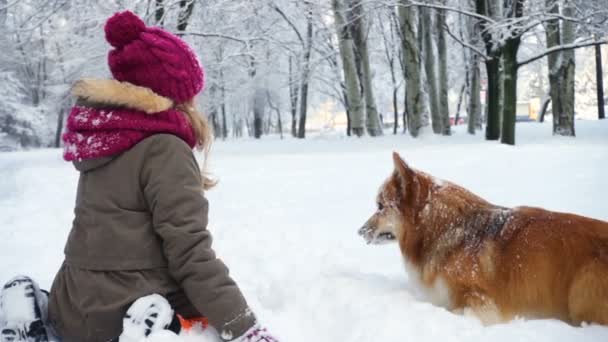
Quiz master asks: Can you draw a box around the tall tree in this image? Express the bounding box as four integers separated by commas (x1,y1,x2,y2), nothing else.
475,0,502,141
288,56,300,136
421,8,441,134
297,2,314,138
349,0,383,136
333,0,365,136
468,55,482,135
544,0,575,136
557,0,576,136
399,1,426,137
545,0,563,131
596,43,605,120
435,2,451,135
378,9,402,135
500,0,525,145
462,5,482,135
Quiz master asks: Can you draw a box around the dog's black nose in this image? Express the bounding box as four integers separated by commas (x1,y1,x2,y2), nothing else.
358,225,371,236
358,225,375,245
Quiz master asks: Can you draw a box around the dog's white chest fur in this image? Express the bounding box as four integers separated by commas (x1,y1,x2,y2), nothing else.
404,260,452,308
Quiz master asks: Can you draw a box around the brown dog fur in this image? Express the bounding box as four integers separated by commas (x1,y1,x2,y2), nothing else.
359,153,608,325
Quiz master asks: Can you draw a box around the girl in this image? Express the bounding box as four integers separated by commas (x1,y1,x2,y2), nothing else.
0,10,278,342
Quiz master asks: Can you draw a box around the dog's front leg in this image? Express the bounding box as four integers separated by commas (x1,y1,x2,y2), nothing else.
462,292,503,325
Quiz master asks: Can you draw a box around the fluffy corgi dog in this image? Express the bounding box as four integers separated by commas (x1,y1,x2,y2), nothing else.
359,152,608,325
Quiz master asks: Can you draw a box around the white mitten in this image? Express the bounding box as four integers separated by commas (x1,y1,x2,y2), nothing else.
119,294,175,342
0,275,50,342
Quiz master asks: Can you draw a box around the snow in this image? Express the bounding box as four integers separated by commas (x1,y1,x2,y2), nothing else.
1,120,608,342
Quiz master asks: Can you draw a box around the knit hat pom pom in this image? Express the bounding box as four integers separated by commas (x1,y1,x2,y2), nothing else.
105,11,146,49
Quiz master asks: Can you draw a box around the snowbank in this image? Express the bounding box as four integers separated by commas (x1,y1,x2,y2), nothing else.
1,121,607,341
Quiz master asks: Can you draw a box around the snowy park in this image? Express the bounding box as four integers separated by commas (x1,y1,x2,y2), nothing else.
2,121,608,342
2,0,608,341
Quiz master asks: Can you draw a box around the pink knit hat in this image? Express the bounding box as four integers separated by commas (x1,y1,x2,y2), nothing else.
105,11,204,103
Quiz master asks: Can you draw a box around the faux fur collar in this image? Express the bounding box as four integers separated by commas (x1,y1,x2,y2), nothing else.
71,79,174,114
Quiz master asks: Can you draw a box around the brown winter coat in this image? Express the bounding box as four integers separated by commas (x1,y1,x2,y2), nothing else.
48,80,255,342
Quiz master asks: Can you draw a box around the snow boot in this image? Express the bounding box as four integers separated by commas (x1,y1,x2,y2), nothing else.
0,276,49,342
117,294,180,342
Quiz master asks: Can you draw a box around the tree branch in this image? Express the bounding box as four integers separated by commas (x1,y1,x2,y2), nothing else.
391,0,496,24
518,39,608,67
269,1,305,47
0,0,21,11
180,31,266,44
443,22,489,61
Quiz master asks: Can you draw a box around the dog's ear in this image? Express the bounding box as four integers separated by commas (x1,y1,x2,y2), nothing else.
392,152,415,183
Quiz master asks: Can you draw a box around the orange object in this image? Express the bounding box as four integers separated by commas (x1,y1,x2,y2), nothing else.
177,314,209,331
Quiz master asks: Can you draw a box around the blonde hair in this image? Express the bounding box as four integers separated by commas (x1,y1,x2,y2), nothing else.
175,100,217,190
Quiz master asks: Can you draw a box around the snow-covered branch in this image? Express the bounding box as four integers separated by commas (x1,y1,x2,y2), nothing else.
389,0,496,24
269,2,305,47
181,31,267,44
518,39,608,67
443,22,489,61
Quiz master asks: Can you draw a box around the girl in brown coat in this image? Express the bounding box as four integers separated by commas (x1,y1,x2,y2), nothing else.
0,11,278,342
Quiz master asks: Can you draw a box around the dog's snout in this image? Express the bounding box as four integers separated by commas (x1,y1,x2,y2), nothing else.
358,224,372,236
358,223,376,245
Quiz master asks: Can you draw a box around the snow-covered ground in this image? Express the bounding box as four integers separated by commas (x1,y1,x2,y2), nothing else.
1,121,608,342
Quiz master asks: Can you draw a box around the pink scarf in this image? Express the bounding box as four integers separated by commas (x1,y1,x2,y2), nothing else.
62,105,196,161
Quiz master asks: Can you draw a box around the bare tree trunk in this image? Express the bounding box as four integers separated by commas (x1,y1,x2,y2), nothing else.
457,8,470,129
455,84,465,126
501,37,520,145
277,108,283,139
596,43,606,120
545,0,562,133
392,84,399,135
52,42,68,148
436,3,450,135
208,83,221,137
499,0,525,146
545,0,575,136
267,90,283,139
323,40,351,136
176,0,195,33
378,9,400,135
248,49,264,139
0,0,6,28
297,4,313,139
476,0,502,141
245,118,252,137
289,56,299,137
219,68,228,139
539,97,551,123
557,1,576,136
399,1,425,137
421,8,441,134
253,89,264,139
484,59,500,139
350,0,383,136
54,109,65,147
402,87,408,134
155,0,165,26
333,0,365,136
468,54,481,135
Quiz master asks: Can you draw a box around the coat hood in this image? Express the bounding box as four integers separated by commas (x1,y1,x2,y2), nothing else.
71,78,174,113
64,78,195,169
68,78,175,172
